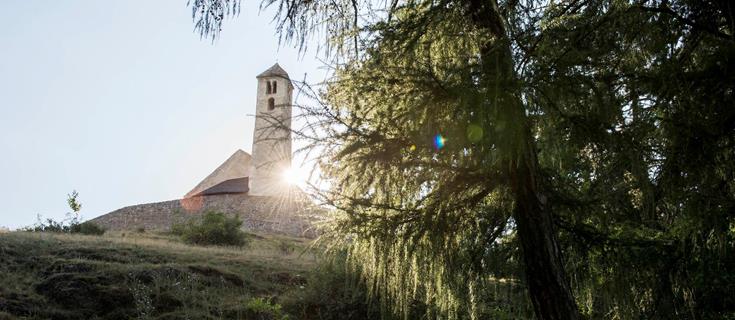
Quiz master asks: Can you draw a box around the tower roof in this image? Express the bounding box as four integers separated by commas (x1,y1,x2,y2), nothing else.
256,63,290,79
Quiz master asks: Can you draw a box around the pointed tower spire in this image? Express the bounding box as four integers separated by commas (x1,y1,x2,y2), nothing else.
256,63,290,79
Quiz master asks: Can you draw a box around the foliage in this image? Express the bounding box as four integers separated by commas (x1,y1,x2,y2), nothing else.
244,297,289,320
191,0,735,319
67,190,82,214
172,211,248,247
169,219,187,236
69,221,106,235
25,191,105,235
26,217,67,233
280,255,399,320
26,218,106,235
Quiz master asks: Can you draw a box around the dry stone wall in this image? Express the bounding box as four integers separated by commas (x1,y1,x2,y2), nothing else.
90,194,320,238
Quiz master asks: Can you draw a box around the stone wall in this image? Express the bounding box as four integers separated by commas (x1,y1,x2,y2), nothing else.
90,194,321,238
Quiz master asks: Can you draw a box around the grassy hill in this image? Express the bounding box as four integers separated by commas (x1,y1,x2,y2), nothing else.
0,230,357,320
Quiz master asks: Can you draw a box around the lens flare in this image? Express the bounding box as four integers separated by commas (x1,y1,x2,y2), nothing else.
466,124,483,143
282,166,306,186
433,134,446,150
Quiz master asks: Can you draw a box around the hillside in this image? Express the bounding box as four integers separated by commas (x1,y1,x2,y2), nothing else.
0,231,343,320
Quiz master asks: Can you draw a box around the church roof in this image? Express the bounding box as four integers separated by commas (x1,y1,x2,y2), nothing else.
192,177,249,197
184,149,253,198
256,63,290,79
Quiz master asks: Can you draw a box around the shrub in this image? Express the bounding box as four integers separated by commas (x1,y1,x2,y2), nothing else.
169,220,186,236
25,218,105,235
280,251,432,320
23,191,105,235
173,212,248,247
244,297,289,320
280,257,391,320
27,218,67,233
69,221,106,235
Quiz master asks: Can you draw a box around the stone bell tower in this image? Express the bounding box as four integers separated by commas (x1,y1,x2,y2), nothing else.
249,63,293,196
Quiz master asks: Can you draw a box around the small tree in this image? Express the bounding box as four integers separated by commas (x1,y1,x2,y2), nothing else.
26,190,105,235
66,190,82,226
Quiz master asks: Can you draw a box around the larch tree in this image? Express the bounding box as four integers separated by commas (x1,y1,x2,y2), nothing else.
189,0,735,319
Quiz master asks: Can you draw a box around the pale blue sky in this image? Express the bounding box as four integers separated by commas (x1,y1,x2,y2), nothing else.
0,1,323,229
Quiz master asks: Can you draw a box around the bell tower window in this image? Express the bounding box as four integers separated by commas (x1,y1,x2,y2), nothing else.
266,81,272,94
272,81,278,94
268,97,275,111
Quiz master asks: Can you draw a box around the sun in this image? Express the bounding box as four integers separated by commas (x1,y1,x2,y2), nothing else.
282,166,307,186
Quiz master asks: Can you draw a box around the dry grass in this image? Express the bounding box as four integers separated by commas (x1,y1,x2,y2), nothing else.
0,230,321,319
58,231,319,268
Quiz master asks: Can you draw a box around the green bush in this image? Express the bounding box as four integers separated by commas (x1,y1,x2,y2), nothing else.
244,297,290,320
169,220,186,236
25,218,105,236
173,212,248,247
69,221,106,235
23,191,105,235
280,257,405,320
27,218,67,233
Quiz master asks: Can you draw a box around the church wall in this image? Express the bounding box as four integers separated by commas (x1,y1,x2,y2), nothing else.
90,194,319,238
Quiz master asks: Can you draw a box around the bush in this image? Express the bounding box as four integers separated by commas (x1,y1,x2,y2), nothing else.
69,221,106,235
169,220,186,236
280,251,431,320
173,212,248,247
244,297,290,320
27,218,67,233
280,257,396,320
22,191,105,235
25,218,105,235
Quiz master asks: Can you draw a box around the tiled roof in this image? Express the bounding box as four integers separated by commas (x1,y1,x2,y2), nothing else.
193,177,249,197
256,63,290,79
184,149,252,199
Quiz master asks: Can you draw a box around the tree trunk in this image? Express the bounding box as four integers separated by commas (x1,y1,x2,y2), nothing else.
510,152,580,320
464,0,580,318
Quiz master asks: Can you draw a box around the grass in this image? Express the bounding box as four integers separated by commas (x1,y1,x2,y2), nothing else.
0,231,319,319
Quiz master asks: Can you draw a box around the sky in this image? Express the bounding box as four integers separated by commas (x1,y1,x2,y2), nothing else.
0,1,325,229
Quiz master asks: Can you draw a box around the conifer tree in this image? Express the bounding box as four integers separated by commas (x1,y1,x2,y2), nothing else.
190,0,735,318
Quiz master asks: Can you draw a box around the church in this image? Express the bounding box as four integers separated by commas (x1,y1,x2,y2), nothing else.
91,64,317,237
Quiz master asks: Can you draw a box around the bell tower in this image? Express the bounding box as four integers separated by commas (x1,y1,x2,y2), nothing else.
249,63,293,196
